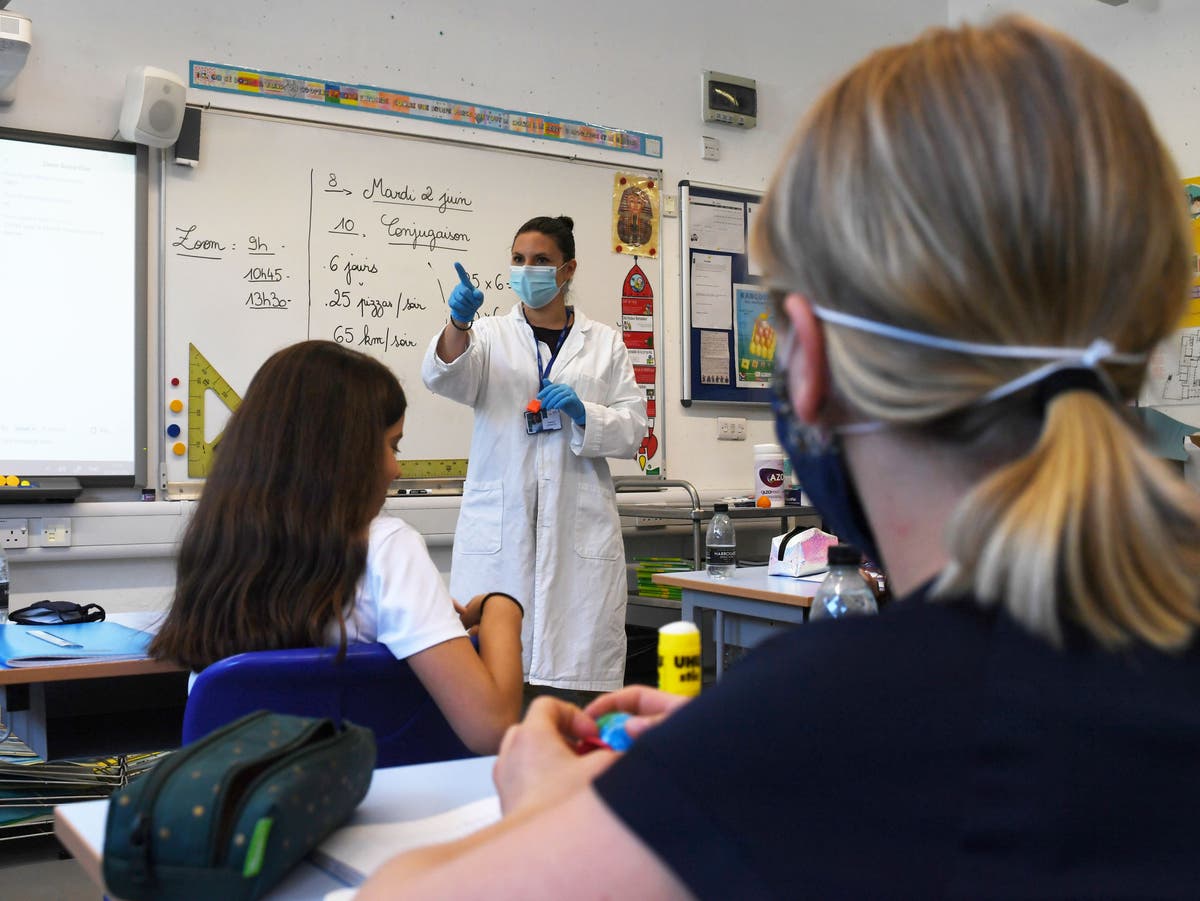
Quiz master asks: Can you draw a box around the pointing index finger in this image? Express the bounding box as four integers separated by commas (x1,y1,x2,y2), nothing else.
454,262,473,288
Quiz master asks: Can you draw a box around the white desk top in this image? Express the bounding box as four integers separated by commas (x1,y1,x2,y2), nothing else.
653,566,821,608
56,754,498,900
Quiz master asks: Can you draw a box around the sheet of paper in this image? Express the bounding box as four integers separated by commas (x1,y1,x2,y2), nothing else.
699,330,731,386
746,202,763,276
3,653,149,668
311,795,502,886
1142,328,1200,406
687,196,746,254
691,253,732,330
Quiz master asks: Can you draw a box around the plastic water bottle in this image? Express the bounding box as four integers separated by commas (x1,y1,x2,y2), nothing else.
810,544,877,620
705,503,736,580
0,546,8,620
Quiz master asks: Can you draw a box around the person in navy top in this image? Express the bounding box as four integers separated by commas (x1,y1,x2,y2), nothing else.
360,15,1200,899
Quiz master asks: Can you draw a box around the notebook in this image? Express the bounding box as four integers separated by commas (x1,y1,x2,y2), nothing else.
0,621,152,667
310,795,502,886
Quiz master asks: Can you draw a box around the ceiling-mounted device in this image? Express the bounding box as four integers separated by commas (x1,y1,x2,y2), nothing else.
0,7,31,105
702,71,757,128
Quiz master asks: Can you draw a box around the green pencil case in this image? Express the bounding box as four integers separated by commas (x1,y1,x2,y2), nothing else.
103,710,375,901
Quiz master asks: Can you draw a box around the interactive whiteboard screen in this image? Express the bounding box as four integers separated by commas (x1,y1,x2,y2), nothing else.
0,129,145,482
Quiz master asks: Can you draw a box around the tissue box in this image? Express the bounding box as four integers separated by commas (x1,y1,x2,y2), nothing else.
768,527,838,578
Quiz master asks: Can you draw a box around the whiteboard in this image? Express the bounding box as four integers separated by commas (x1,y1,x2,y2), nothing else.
162,108,663,485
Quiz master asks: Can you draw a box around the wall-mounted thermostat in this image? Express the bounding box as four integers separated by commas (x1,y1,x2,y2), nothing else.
702,71,757,128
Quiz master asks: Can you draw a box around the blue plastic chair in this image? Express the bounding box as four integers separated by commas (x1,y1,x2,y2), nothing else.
182,642,477,768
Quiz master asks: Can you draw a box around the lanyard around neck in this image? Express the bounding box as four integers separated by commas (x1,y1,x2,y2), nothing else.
525,306,574,383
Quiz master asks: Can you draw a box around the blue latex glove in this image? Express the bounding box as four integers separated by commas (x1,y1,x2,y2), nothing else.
448,262,484,325
537,379,586,427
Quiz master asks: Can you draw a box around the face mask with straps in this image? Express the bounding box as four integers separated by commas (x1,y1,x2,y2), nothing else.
772,302,1144,566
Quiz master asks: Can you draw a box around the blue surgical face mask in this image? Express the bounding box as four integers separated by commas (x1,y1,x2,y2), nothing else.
511,264,568,309
771,373,882,565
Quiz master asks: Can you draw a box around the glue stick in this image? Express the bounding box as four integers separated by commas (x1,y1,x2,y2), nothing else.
657,621,702,697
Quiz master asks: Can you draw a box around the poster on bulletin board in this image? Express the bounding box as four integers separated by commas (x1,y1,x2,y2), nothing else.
679,181,773,405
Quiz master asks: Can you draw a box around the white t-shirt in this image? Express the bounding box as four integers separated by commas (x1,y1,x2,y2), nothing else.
189,514,464,690
334,514,468,660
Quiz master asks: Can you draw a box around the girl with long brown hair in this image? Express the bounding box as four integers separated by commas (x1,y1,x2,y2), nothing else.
151,340,522,754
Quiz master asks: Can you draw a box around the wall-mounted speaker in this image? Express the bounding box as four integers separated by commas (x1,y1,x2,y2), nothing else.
118,65,186,148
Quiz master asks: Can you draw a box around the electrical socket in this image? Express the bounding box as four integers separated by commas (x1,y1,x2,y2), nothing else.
35,517,71,547
717,417,747,441
0,518,29,549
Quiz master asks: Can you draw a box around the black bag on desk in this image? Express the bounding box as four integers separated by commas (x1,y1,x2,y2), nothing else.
8,600,105,625
103,710,375,901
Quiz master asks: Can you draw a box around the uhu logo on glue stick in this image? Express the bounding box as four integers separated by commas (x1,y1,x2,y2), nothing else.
658,621,702,697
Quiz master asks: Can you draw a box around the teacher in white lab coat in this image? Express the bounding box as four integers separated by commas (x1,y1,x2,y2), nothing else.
422,215,646,696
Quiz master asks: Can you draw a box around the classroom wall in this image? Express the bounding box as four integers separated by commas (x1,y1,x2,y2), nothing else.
6,2,1195,611
0,0,949,610
3,0,949,490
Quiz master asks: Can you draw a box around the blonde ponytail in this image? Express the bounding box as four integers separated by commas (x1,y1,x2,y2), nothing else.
937,391,1200,649
754,15,1200,650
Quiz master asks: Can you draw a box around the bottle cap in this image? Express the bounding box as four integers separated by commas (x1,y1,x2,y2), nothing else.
827,543,862,566
753,443,783,455
713,502,729,513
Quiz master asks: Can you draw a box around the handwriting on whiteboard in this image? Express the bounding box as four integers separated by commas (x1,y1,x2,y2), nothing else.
169,170,489,355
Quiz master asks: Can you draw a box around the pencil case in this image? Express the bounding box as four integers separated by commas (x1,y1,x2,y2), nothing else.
103,710,375,901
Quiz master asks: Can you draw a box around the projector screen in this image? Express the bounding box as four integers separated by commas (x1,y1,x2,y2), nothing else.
0,129,146,484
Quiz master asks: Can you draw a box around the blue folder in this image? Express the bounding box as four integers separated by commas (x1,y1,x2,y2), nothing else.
0,622,152,668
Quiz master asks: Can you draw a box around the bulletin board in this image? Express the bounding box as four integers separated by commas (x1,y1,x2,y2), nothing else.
678,181,772,406
160,107,665,489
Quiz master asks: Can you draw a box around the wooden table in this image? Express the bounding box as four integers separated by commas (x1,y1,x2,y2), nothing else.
0,613,186,760
653,567,820,679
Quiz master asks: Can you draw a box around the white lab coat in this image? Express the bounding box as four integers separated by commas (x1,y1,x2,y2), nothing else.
421,304,647,690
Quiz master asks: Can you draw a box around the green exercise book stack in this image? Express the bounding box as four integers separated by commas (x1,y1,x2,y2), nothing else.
634,557,692,601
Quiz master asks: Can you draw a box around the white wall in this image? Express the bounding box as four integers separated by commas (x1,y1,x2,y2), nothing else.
2,0,948,492
0,0,950,611
8,2,1195,609
949,0,1200,429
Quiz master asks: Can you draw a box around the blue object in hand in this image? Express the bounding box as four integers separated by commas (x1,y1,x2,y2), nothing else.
536,379,586,426
596,712,634,752
449,262,484,324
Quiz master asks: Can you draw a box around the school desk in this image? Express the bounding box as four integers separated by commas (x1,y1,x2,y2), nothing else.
0,613,186,760
55,753,498,899
652,567,817,679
